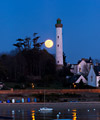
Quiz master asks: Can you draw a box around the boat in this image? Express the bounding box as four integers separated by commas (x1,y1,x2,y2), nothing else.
39,107,53,111
39,90,53,112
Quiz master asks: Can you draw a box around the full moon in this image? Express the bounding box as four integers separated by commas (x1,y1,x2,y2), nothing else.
45,39,54,48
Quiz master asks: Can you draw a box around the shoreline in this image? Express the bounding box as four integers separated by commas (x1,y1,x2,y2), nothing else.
0,102,100,110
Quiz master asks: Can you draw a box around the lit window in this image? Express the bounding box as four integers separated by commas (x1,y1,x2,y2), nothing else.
79,68,81,72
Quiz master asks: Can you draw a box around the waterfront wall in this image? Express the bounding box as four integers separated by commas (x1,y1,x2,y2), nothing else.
0,89,100,95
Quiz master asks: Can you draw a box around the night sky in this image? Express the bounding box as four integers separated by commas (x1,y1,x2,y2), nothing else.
0,0,100,63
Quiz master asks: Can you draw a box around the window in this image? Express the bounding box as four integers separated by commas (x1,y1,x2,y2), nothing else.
57,44,59,47
91,76,93,82
57,61,59,63
98,80,100,87
57,36,59,38
79,68,81,72
79,64,81,72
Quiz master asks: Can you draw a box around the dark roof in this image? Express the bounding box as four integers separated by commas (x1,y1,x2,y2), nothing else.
78,58,93,64
68,75,81,84
68,74,87,84
94,66,100,76
57,18,61,21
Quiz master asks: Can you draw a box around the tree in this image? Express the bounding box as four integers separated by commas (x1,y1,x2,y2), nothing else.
13,33,44,51
24,37,31,50
63,52,67,67
11,33,56,84
13,38,24,52
33,33,44,50
0,58,8,81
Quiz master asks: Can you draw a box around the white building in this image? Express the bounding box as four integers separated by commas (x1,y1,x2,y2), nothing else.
88,65,100,87
70,58,92,75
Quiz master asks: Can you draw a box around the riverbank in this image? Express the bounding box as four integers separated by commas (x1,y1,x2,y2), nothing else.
0,89,100,102
0,102,100,110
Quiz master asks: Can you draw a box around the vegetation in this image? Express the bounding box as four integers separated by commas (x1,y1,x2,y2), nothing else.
0,33,72,89
0,33,94,90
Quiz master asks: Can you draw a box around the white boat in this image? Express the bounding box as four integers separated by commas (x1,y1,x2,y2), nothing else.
39,107,53,111
39,90,53,112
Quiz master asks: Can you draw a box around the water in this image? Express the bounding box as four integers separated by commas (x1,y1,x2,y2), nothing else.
0,107,100,120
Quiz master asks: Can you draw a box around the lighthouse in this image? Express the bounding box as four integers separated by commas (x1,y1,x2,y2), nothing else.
55,18,63,70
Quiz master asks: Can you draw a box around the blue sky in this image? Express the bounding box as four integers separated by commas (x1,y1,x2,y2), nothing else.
0,0,100,63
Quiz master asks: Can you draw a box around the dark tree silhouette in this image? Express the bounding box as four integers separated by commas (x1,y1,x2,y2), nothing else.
33,34,44,50
24,37,31,50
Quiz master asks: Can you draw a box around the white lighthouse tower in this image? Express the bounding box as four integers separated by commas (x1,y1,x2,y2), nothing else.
55,18,63,70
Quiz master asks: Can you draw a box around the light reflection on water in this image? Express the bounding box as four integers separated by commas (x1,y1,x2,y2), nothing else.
32,110,35,120
72,109,77,120
0,108,100,120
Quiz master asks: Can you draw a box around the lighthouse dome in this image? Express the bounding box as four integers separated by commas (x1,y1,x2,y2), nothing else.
57,18,61,24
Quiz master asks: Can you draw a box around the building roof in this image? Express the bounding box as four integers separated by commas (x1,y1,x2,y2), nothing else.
57,18,61,21
78,58,92,64
68,74,87,84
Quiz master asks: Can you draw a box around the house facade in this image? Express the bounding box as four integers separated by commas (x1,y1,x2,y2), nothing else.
70,58,92,75
88,65,100,87
68,58,100,88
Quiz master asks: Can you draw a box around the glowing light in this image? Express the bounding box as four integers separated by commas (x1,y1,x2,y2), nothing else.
32,110,35,120
45,39,53,48
72,109,77,120
32,83,34,89
68,109,70,111
87,109,90,112
72,109,76,112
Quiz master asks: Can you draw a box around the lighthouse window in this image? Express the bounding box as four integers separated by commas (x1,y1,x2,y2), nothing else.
57,36,59,38
91,76,93,82
57,44,59,47
57,61,59,63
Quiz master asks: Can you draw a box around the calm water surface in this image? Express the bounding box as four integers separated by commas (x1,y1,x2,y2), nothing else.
0,107,100,120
